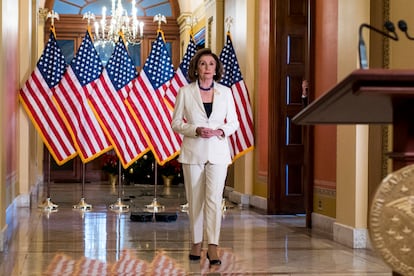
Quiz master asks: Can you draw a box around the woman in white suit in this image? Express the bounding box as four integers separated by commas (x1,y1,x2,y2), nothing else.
172,48,239,265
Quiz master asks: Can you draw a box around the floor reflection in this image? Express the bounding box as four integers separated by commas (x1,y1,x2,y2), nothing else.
0,182,393,275
44,248,241,275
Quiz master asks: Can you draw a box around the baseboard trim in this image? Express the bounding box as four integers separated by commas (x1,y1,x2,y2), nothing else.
0,224,7,252
224,186,267,210
312,212,335,237
249,195,267,210
333,222,368,248
0,178,44,252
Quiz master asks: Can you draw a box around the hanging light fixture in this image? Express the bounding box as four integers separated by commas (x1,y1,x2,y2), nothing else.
92,0,144,45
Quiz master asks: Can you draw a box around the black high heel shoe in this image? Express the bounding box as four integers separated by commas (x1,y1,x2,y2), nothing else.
189,254,201,261
206,253,221,265
189,243,201,261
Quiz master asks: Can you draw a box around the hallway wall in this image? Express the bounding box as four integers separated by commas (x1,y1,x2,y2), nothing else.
254,0,270,197
389,0,414,68
0,0,20,251
313,0,338,219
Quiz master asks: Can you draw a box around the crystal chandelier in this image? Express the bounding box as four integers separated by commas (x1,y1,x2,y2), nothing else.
93,0,144,45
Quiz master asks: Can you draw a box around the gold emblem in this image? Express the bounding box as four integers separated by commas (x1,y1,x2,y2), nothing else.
369,164,414,275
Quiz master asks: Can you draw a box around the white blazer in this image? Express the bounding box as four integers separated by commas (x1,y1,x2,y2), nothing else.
172,82,239,165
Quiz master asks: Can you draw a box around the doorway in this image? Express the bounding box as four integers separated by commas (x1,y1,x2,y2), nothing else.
268,0,313,221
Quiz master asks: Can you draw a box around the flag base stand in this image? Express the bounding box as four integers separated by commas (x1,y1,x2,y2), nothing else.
38,198,58,211
109,198,129,212
109,164,129,212
130,211,178,222
179,200,229,212
145,163,164,213
72,164,92,211
73,198,92,210
145,198,164,213
222,198,228,212
221,198,235,212
40,154,58,212
180,202,188,212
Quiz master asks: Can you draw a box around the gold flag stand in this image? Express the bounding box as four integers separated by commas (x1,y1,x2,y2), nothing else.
109,162,129,212
38,153,59,211
73,163,92,211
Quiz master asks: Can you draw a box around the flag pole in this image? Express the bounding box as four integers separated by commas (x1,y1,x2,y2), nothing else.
109,161,129,211
145,161,164,212
38,152,58,211
73,162,92,210
37,11,61,212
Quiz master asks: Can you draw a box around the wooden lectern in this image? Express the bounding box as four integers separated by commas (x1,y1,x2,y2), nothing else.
292,69,414,275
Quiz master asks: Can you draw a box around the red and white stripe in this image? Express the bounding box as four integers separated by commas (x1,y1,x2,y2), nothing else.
112,250,149,274
126,73,182,165
44,254,76,276
230,80,254,160
53,67,111,162
164,68,187,109
151,252,186,276
19,67,77,165
88,70,148,168
76,257,110,275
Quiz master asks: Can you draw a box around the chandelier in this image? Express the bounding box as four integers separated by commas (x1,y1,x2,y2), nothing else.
89,0,144,45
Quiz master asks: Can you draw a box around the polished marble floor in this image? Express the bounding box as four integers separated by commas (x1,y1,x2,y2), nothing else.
0,181,393,275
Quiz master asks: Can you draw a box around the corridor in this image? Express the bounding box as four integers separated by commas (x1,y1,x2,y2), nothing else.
0,182,392,275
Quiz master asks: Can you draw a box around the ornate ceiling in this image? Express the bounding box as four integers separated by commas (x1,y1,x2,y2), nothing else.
46,0,178,17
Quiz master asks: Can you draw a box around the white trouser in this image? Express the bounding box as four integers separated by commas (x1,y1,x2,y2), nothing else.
182,162,228,245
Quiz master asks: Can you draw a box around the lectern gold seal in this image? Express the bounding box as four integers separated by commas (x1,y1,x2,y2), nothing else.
369,164,414,275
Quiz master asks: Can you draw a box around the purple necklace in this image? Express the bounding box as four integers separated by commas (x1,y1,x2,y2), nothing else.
198,81,214,91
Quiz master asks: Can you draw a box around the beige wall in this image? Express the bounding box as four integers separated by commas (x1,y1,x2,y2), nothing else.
177,0,203,13
1,0,20,250
389,0,414,68
19,0,36,198
223,0,255,195
336,0,370,229
204,0,224,53
0,0,44,251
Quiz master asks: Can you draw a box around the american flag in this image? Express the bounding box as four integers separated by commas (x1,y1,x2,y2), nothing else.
151,252,186,275
76,257,110,275
88,37,148,168
19,30,77,165
53,30,111,162
44,253,77,276
111,249,149,274
164,35,197,108
126,32,182,165
219,33,254,160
